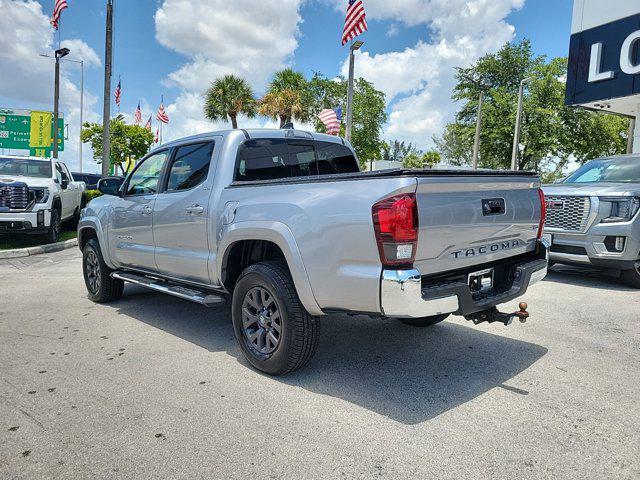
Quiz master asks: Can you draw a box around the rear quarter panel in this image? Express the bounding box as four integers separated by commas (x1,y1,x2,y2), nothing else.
218,176,417,314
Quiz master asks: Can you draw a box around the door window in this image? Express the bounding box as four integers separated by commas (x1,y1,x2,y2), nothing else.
166,142,215,192
125,151,168,196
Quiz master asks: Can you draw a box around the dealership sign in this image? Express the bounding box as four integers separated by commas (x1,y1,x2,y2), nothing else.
566,13,640,106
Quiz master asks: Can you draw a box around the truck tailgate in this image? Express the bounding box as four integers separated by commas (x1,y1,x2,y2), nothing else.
414,174,542,275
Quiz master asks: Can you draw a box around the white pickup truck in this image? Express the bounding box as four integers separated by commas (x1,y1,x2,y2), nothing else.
0,155,86,243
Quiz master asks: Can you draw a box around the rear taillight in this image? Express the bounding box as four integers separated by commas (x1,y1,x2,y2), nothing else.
537,188,546,240
372,193,418,267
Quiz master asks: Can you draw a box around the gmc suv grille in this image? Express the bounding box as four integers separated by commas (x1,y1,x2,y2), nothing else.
0,184,30,210
545,195,591,232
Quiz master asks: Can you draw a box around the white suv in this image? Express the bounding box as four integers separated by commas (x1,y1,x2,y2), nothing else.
0,155,86,243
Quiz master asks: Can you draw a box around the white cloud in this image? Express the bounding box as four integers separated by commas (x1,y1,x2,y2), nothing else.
335,0,525,149
154,0,304,141
0,0,102,172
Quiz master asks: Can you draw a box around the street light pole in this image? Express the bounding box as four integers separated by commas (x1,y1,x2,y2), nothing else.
345,40,364,143
511,78,533,171
52,47,70,159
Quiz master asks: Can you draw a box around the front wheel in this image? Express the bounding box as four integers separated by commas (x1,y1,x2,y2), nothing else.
397,314,450,328
43,208,61,244
82,238,124,303
621,262,640,288
231,261,319,375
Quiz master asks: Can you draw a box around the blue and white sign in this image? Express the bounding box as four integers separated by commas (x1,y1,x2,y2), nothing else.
566,12,640,106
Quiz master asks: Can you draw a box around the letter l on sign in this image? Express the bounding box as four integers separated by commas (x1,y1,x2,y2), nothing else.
589,42,615,82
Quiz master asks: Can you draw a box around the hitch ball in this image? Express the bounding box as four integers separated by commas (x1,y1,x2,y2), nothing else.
519,302,528,312
517,302,529,323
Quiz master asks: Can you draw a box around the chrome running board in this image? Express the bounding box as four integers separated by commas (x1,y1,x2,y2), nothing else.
112,271,226,307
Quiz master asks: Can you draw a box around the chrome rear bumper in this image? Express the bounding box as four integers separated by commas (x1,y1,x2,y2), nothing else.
381,246,548,319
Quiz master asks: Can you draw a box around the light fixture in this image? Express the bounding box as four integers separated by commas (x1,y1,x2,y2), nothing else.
351,40,364,51
55,47,70,59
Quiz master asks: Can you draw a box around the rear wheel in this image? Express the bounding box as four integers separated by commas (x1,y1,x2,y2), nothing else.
231,261,319,375
621,262,640,288
82,238,124,303
397,314,449,328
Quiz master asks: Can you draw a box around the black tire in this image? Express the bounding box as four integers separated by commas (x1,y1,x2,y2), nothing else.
82,238,124,303
621,263,640,288
397,314,450,328
43,208,61,244
231,261,319,375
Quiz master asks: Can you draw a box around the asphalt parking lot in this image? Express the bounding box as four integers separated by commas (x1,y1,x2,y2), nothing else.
0,249,638,479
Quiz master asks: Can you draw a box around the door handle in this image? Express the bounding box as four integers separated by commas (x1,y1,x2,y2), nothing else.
186,204,205,215
142,205,153,216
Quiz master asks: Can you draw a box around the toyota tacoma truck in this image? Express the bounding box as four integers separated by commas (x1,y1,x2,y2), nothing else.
78,129,548,375
544,154,640,287
0,155,86,243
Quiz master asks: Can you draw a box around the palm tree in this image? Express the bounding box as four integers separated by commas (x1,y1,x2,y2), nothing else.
259,69,311,128
204,75,256,129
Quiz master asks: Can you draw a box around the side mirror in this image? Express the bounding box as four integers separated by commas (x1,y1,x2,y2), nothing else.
61,178,69,189
97,177,123,196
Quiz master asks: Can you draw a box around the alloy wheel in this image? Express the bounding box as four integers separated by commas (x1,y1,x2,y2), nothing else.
242,286,282,355
85,251,101,294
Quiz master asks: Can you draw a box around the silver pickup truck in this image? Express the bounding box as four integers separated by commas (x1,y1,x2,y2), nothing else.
78,129,548,374
544,154,640,287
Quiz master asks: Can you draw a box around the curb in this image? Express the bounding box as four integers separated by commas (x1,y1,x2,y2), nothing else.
0,238,78,260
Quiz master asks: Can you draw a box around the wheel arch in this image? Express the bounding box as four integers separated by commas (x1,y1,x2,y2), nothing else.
217,222,323,316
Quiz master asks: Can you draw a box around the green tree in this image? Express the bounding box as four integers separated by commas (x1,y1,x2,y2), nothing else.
382,140,419,162
435,40,630,172
259,69,311,128
402,150,441,169
81,114,154,175
309,74,387,165
204,75,257,129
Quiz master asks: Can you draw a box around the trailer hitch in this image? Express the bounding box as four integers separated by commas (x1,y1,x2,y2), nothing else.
464,302,530,327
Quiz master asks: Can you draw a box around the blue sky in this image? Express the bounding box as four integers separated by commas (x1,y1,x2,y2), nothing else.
0,0,575,171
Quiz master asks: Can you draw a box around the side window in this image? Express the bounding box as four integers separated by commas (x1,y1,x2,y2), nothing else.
288,143,317,177
125,151,168,196
236,139,290,181
166,142,214,192
55,163,67,181
315,142,359,175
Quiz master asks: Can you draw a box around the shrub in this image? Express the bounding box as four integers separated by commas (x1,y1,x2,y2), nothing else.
86,190,102,202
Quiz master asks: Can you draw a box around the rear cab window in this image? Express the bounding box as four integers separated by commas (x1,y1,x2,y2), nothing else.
235,139,359,182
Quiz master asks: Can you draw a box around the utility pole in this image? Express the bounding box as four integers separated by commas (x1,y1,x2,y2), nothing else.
472,90,485,171
52,48,70,159
101,0,114,177
627,117,636,154
511,78,533,171
79,60,84,172
345,40,364,143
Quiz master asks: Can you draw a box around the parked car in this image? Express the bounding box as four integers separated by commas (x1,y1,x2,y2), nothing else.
78,129,548,375
0,155,86,242
72,172,102,190
544,154,640,287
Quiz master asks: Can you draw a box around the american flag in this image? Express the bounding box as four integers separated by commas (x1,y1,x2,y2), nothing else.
144,116,152,131
114,79,122,107
50,0,68,30
342,0,368,46
156,102,169,124
134,102,142,125
318,108,341,136
154,126,160,144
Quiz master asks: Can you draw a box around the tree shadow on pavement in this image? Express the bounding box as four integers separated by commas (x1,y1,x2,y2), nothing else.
543,265,637,292
115,285,547,425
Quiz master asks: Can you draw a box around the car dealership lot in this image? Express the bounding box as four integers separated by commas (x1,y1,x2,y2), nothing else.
0,250,638,479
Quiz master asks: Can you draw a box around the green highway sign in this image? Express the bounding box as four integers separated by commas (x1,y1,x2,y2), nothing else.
0,108,64,152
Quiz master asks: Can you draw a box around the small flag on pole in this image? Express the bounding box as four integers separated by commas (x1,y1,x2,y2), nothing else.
114,78,122,107
342,0,368,46
50,0,68,30
156,102,169,124
154,126,160,144
134,102,142,125
318,108,342,136
144,116,152,131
